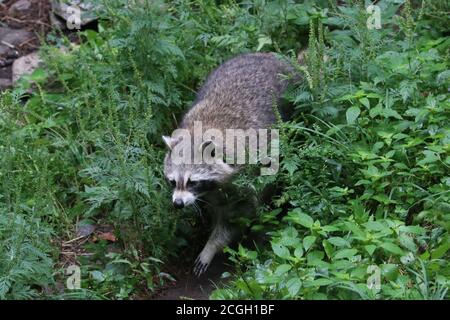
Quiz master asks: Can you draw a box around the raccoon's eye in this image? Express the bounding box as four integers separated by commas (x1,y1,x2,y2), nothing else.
186,179,199,188
168,179,176,187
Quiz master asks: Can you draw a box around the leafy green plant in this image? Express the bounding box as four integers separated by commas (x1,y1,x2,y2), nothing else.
212,0,450,300
0,212,54,299
0,0,448,300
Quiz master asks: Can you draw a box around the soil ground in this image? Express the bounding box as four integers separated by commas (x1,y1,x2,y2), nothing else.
154,254,232,300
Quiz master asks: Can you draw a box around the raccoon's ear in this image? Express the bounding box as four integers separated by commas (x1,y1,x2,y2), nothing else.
162,135,174,150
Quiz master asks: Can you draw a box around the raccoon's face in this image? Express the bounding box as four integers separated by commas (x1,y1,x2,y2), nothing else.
163,135,234,209
164,163,220,209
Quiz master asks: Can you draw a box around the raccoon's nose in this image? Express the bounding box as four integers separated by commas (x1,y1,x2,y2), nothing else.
173,198,184,209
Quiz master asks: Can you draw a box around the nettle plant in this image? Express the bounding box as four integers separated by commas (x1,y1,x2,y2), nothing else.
0,0,447,300
0,211,54,299
212,2,449,300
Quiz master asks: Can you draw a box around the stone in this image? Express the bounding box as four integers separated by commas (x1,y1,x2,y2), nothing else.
0,59,15,68
76,223,96,237
12,51,42,84
0,27,34,56
0,78,12,91
49,11,67,30
8,0,32,15
51,0,100,29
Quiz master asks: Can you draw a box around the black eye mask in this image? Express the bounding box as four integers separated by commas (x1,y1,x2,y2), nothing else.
188,179,218,192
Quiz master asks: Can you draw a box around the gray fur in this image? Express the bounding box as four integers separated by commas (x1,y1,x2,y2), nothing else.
182,52,294,131
163,52,297,276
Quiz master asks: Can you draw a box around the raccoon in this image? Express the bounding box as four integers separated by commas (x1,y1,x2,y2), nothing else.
162,52,296,276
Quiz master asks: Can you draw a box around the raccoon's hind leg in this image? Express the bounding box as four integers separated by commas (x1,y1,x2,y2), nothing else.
194,218,237,277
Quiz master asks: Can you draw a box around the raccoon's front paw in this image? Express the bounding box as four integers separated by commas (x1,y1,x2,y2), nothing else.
193,253,212,277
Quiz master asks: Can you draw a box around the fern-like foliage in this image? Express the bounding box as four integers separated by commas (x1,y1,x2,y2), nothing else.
0,213,54,300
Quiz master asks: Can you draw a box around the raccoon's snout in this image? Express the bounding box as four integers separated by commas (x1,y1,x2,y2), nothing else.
172,190,196,208
173,198,184,209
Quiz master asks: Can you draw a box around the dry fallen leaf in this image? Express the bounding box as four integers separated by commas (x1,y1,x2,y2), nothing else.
96,232,117,242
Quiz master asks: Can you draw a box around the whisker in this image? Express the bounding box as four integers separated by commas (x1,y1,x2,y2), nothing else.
193,202,202,216
193,202,209,225
195,197,212,206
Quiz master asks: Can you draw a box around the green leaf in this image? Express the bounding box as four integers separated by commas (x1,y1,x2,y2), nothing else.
431,239,450,259
327,237,350,248
333,248,358,260
343,221,366,238
307,250,325,266
322,240,334,258
286,277,302,296
346,106,361,124
399,234,417,252
304,278,333,287
303,236,316,251
280,227,300,246
381,242,404,255
383,108,403,120
359,97,370,109
398,225,425,235
417,150,440,166
272,242,290,259
373,194,395,205
288,209,314,228
29,68,48,82
365,245,377,256
294,245,304,259
256,36,272,51
364,221,387,231
275,264,292,276
90,270,105,282
380,264,399,281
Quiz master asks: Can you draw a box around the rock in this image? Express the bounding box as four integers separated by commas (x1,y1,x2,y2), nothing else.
8,0,32,15
0,65,12,79
0,59,15,68
0,27,34,57
0,78,12,91
76,223,96,237
12,52,42,84
5,51,20,59
51,0,100,29
49,12,67,30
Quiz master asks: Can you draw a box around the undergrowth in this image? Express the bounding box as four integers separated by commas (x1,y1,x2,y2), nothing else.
0,0,448,299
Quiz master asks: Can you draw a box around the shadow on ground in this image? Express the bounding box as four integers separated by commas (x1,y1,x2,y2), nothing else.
154,253,232,300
